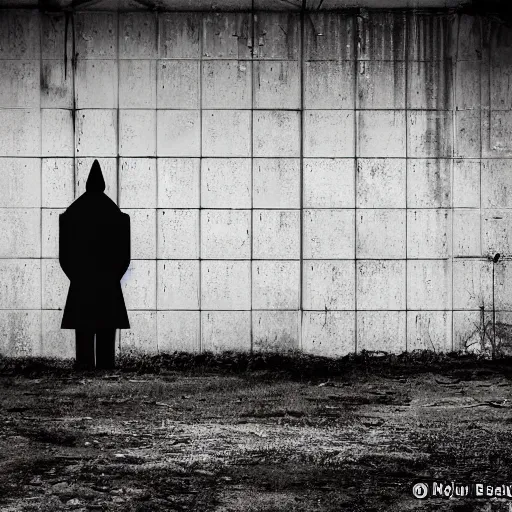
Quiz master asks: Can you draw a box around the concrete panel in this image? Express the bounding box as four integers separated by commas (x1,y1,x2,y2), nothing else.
0,109,40,157
406,13,456,61
407,159,451,208
253,158,300,209
357,209,406,259
0,60,39,108
0,11,39,59
157,209,199,259
487,111,512,156
41,259,68,310
119,13,157,59
203,13,252,60
407,260,451,310
455,61,481,110
407,111,453,158
75,60,118,109
203,110,251,157
42,109,74,157
453,159,480,208
201,158,251,209
357,61,405,110
253,61,300,109
120,311,157,354
202,60,251,109
157,260,199,309
356,158,406,209
75,109,117,157
482,210,512,257
76,158,117,202
357,311,406,353
202,260,251,310
201,311,251,352
119,110,156,157
0,260,41,309
495,261,512,310
42,310,74,359
357,12,406,60
158,311,200,353
253,210,300,259
357,110,406,158
121,260,156,310
303,12,354,61
491,62,512,110
252,260,300,309
456,14,482,61
407,209,451,259
157,60,199,109
157,110,200,157
121,209,156,259
482,159,512,208
453,209,481,257
357,260,406,310
453,259,492,310
0,158,40,208
253,311,300,352
254,110,300,157
253,12,299,60
158,13,201,59
157,158,200,208
407,60,453,110
41,13,72,60
41,60,73,109
0,209,40,258
455,111,480,158
304,61,354,109
302,311,355,357
303,209,355,259
303,260,355,311
119,158,156,208
303,159,354,208
0,311,41,357
202,210,251,259
75,13,117,59
119,60,156,109
453,310,482,353
42,209,64,258
407,311,452,352
304,111,354,158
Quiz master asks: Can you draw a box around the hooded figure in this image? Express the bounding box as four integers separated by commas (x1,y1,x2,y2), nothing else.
59,160,130,370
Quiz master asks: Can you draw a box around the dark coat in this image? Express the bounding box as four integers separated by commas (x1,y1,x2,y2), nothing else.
59,161,131,329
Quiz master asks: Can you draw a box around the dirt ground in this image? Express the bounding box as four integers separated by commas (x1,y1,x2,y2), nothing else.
2,354,512,511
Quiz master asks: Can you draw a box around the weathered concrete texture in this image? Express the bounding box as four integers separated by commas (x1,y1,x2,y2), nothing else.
0,9,511,357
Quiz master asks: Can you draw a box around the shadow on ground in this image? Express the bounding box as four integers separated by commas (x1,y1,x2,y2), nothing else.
1,351,512,511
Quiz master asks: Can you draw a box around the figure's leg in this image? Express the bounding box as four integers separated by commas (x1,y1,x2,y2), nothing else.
75,329,95,369
95,329,116,369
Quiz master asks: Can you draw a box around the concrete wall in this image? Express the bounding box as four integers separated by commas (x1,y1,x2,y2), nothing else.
0,9,510,357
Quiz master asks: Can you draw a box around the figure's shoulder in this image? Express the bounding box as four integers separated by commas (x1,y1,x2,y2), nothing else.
62,194,87,215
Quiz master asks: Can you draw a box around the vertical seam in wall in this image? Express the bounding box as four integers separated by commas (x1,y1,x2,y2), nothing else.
116,11,121,354
39,11,43,353
71,13,76,201
451,13,460,352
404,11,408,352
481,15,485,289
250,4,255,353
199,11,203,354
353,13,358,354
299,5,305,351
155,12,159,353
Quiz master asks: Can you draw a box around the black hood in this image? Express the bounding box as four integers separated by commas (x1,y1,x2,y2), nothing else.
86,160,106,193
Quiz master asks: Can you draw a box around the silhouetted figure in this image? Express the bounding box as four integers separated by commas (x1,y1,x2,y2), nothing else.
59,160,130,370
